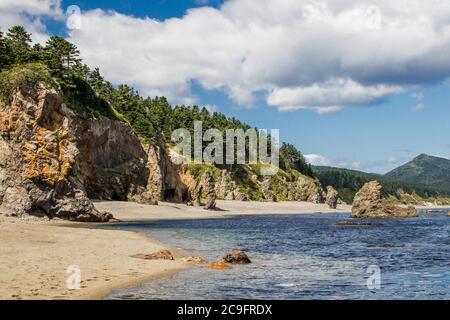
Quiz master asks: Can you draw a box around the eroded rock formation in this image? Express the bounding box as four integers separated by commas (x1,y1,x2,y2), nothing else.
146,144,188,203
325,185,339,209
351,181,417,218
186,169,217,209
0,84,154,221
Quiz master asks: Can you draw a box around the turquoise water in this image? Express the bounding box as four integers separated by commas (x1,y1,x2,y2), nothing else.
105,210,450,300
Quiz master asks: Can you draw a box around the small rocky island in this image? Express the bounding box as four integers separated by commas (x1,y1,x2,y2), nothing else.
351,181,417,218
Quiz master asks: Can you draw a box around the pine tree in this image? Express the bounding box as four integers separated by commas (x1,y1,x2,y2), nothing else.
44,36,80,71
0,30,12,71
280,142,313,177
5,26,32,65
43,36,81,89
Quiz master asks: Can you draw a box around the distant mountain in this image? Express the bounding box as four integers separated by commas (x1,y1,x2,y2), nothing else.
384,154,450,192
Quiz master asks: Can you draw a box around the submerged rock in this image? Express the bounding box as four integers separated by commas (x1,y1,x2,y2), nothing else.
367,243,402,248
130,249,174,260
351,181,417,218
223,250,251,264
325,186,339,209
336,221,384,227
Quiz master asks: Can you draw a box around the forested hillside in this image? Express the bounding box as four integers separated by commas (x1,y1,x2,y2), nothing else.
384,154,450,192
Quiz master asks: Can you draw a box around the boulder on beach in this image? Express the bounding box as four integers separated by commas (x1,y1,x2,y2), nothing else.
351,181,417,218
222,250,251,264
130,249,174,260
325,186,339,209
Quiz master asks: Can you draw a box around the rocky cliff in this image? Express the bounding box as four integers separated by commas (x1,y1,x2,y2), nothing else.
0,84,154,221
0,84,327,221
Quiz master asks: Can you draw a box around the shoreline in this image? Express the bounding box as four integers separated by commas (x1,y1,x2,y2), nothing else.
1,200,447,300
0,200,351,300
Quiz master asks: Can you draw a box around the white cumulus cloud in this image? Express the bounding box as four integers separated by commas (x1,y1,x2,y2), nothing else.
3,0,450,112
0,0,63,43
266,78,403,112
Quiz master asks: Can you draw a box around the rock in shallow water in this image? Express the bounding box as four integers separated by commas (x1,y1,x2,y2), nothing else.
222,250,251,264
351,181,417,218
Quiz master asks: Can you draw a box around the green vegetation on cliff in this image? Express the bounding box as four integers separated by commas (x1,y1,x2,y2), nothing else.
0,63,56,102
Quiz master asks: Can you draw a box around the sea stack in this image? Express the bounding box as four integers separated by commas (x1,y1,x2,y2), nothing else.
351,181,417,218
325,186,339,209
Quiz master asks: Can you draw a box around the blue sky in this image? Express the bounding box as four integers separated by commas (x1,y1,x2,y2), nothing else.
2,0,450,173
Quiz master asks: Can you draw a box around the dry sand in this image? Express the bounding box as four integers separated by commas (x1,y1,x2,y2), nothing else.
0,215,188,300
0,200,351,300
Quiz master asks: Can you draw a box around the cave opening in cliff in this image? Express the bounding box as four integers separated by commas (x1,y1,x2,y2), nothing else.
164,188,176,201
182,190,189,202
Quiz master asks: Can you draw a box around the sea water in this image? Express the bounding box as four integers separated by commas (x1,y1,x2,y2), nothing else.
104,210,450,300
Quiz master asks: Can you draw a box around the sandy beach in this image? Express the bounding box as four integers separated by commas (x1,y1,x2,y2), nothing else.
0,215,189,300
95,200,353,221
0,200,352,300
